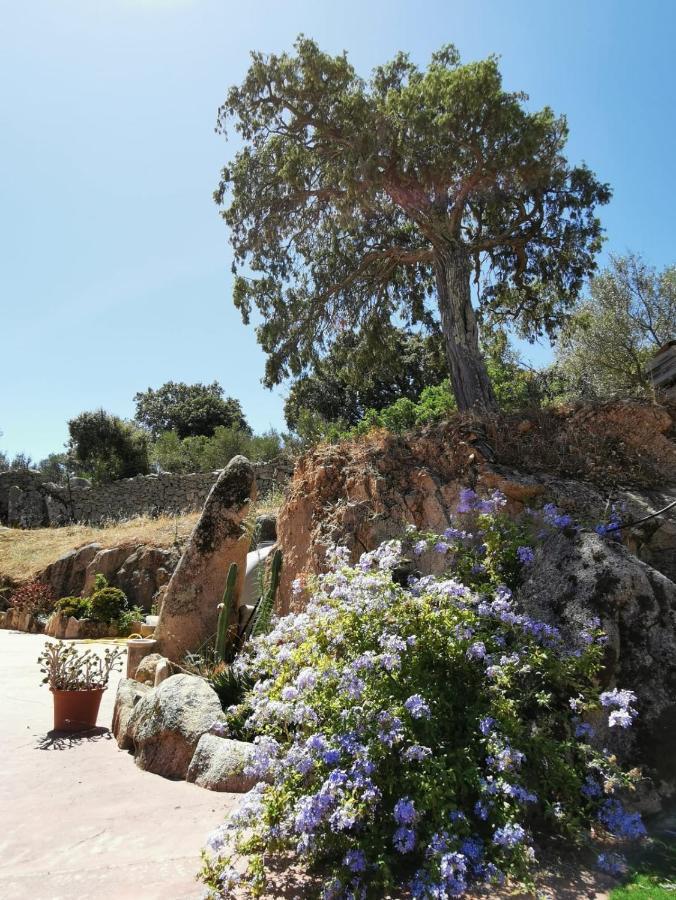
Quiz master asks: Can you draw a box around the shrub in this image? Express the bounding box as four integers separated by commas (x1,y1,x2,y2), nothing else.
9,582,55,619
89,587,128,623
201,496,644,898
117,605,145,636
56,596,92,619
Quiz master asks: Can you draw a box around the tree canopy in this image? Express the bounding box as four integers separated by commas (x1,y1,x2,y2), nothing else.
556,254,676,398
216,37,610,410
133,381,249,439
284,327,447,429
68,409,149,483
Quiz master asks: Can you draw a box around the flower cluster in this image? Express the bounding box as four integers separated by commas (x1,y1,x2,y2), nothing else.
200,497,644,899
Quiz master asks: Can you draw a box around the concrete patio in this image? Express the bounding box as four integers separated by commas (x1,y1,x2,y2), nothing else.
0,630,238,900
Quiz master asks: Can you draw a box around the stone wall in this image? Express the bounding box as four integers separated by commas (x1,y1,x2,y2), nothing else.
0,459,292,528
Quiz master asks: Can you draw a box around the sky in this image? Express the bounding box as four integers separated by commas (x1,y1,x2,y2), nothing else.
1,0,674,461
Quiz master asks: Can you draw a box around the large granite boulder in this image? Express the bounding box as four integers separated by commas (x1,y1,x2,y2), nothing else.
39,543,102,598
186,734,258,792
111,678,152,750
127,674,224,779
154,456,255,662
517,530,676,792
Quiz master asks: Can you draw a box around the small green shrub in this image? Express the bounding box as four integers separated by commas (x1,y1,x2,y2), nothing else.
117,605,145,635
93,573,109,592
89,586,128,623
56,596,92,619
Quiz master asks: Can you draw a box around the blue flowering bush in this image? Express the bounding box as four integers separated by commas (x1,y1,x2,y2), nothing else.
201,492,644,898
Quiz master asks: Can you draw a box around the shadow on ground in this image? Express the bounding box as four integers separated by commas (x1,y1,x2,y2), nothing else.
35,726,114,751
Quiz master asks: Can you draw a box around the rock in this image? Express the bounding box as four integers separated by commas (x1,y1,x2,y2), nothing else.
115,546,179,610
153,658,173,686
127,674,224,779
517,531,676,792
134,652,164,685
82,547,136,596
39,543,102,599
112,678,152,749
44,610,69,638
155,456,255,662
186,734,258,792
64,617,112,640
0,611,5,628
255,514,277,544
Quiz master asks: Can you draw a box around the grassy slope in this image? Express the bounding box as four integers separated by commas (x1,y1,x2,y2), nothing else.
0,514,200,584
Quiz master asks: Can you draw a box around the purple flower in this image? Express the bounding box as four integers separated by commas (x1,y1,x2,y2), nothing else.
413,540,427,557
393,797,417,825
402,745,432,763
467,641,487,660
517,546,534,565
597,852,627,876
393,826,416,853
343,848,367,873
492,823,526,847
609,708,634,729
434,541,450,554
575,722,594,740
479,716,496,736
598,799,646,840
404,694,431,720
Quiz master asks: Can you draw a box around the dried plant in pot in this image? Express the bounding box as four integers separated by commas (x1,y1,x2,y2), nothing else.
38,641,125,732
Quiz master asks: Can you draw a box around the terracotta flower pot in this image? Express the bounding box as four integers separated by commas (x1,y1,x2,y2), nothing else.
52,688,105,732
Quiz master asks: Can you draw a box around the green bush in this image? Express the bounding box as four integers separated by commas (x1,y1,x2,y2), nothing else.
56,596,92,619
89,586,128,623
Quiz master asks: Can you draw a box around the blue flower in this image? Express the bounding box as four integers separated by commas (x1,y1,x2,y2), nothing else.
393,797,417,824
492,823,526,847
343,848,367,873
467,641,487,660
516,546,534,565
598,799,646,840
393,826,416,853
597,852,627,876
404,694,431,720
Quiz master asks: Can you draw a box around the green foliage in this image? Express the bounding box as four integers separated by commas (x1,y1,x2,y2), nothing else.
89,586,128,623
216,563,239,661
56,596,92,619
207,663,252,710
93,573,108,592
284,329,448,430
610,838,676,899
37,452,70,484
249,549,283,639
134,381,250,439
151,425,286,474
117,605,145,636
68,408,149,484
0,450,34,472
556,254,676,399
216,37,609,410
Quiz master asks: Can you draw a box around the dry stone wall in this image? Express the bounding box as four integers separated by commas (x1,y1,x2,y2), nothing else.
0,459,292,528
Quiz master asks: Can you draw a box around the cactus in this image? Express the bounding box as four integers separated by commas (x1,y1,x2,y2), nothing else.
215,562,238,660
250,549,283,639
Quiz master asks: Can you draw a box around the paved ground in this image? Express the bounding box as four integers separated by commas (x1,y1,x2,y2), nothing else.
0,630,239,900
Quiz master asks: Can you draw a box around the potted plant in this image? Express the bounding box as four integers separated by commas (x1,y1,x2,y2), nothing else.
38,641,125,732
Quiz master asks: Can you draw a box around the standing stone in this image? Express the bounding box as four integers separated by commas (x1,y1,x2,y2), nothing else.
154,456,255,662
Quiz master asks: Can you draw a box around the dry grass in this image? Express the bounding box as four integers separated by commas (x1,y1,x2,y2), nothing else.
0,513,200,585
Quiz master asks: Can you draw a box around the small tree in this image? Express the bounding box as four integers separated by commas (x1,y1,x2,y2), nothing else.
134,381,249,439
557,254,676,398
68,409,149,483
216,38,610,411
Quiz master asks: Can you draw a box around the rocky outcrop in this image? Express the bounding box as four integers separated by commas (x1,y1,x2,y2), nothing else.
186,734,258,792
112,678,152,750
277,404,676,612
517,531,676,793
133,653,165,686
38,542,179,611
126,674,224,779
155,456,255,662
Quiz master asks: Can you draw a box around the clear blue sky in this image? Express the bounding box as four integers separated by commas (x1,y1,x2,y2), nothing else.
1,0,674,461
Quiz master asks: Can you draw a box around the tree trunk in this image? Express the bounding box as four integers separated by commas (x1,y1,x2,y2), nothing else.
434,245,496,411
